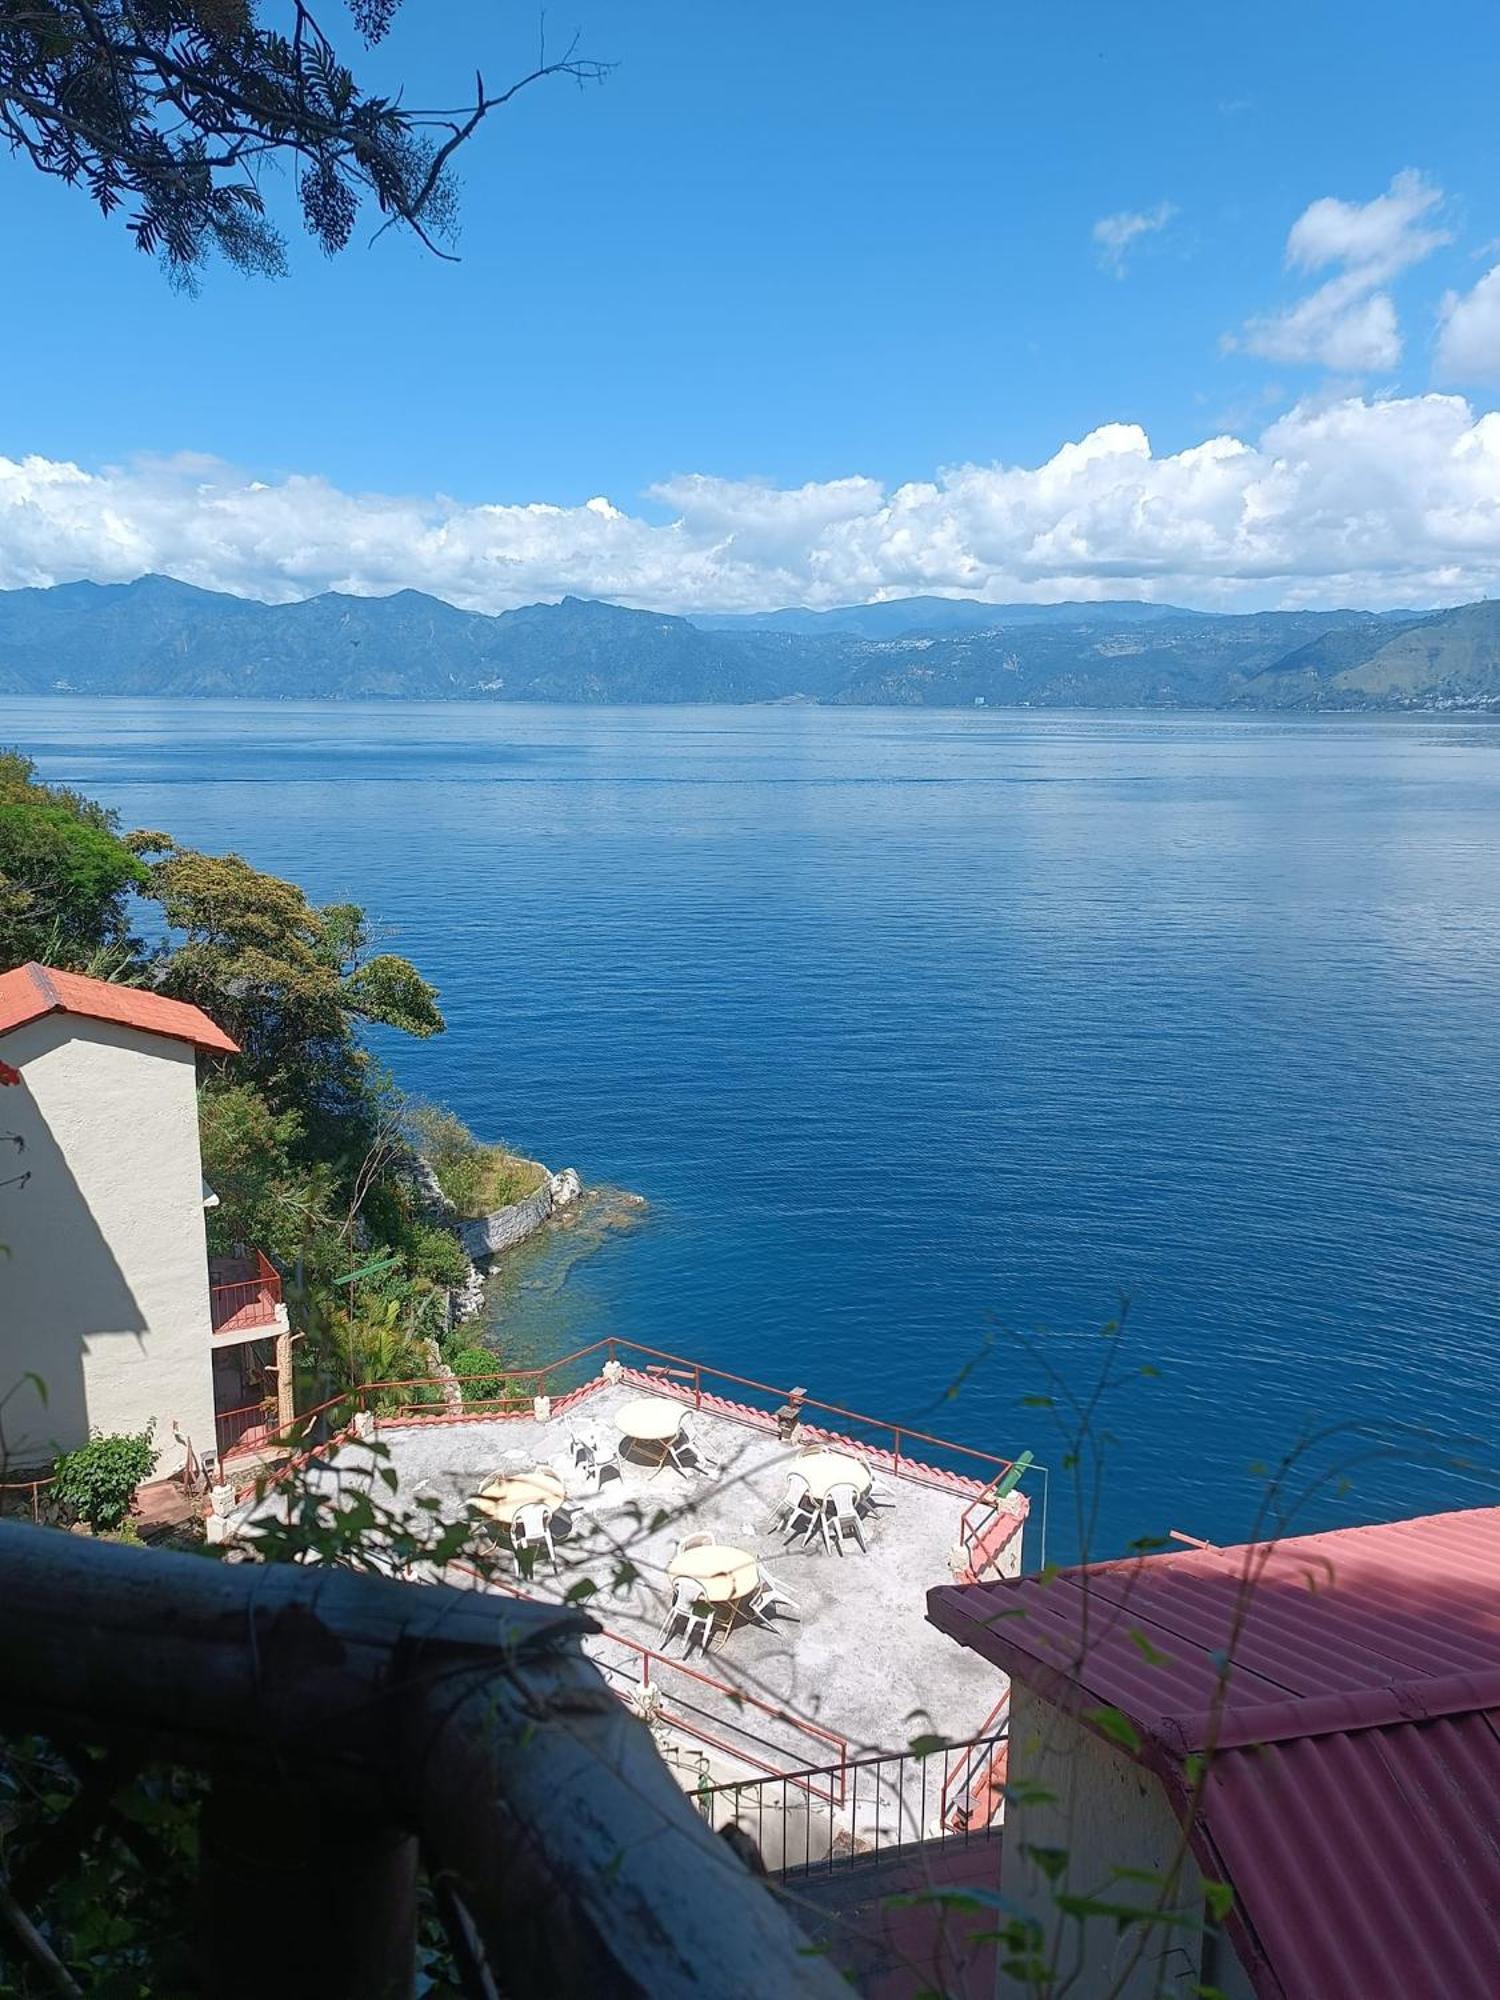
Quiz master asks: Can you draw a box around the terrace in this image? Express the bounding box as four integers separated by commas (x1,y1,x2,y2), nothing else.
239,1341,1043,1865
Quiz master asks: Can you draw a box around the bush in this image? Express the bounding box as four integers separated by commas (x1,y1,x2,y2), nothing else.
443,1347,508,1400
402,1220,472,1290
52,1426,159,1531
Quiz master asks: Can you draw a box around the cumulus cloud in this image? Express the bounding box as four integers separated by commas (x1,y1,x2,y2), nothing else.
1092,202,1176,277
5,394,1500,613
1236,170,1448,371
1437,265,1500,384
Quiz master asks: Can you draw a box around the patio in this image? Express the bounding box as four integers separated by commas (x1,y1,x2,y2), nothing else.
335,1371,1028,1766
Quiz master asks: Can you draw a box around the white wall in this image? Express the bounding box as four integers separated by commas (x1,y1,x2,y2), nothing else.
0,1015,216,1477
998,1685,1256,2000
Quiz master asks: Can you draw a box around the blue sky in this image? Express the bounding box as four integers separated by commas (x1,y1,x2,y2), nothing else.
4,0,1500,610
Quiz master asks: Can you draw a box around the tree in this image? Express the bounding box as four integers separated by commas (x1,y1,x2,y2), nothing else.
0,0,608,282
144,841,443,1115
0,749,146,972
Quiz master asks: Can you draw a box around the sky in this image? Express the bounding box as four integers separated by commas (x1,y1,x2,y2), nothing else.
4,0,1500,613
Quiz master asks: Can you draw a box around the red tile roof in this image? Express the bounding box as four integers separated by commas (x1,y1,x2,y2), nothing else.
0,961,239,1055
929,1508,1500,2000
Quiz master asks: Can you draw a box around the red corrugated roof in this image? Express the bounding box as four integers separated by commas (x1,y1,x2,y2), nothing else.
929,1507,1500,2000
0,961,238,1054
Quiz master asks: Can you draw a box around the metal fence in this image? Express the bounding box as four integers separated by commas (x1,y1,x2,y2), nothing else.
694,1728,1009,1879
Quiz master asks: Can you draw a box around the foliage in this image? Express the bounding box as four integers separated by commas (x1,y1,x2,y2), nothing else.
0,749,146,971
442,1345,507,1399
148,841,442,1114
197,1079,329,1262
50,1425,158,1530
405,1097,542,1218
0,0,609,282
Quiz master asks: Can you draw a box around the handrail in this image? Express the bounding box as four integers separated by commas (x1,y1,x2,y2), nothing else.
0,1520,848,1996
696,1728,1009,1878
939,1690,1011,1830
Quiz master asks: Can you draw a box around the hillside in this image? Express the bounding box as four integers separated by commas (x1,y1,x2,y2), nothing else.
2,576,1498,711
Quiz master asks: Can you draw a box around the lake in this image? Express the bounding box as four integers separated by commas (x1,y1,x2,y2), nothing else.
16,698,1500,1560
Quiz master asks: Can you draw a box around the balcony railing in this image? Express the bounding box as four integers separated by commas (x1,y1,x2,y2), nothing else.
695,1727,1009,1877
208,1249,283,1336
214,1398,280,1463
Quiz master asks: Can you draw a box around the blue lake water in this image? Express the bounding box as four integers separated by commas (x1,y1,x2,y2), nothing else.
15,698,1500,1560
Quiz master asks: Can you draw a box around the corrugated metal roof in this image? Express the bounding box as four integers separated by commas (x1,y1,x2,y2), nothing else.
928,1507,1500,2000
0,961,238,1055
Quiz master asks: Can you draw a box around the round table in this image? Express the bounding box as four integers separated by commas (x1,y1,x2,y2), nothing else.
794,1450,873,1502
614,1396,686,1464
668,1541,760,1605
474,1468,566,1525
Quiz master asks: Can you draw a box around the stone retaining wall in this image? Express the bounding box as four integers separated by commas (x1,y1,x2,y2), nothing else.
458,1168,583,1262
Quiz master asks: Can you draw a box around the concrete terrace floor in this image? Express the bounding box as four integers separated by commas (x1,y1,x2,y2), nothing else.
362,1375,1017,1770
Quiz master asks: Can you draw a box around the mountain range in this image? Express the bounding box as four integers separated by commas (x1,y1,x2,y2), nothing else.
3,575,1500,711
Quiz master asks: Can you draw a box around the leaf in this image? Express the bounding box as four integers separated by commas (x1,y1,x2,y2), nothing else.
907,1733,954,1757
1126,1626,1172,1666
1203,1878,1234,1921
1084,1705,1142,1755
1024,1844,1069,1883
564,1577,598,1603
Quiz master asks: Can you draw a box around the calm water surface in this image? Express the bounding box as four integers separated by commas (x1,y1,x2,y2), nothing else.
17,699,1500,1558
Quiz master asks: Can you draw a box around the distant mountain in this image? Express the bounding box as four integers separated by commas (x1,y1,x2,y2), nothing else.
697,596,1195,638
2,576,1498,711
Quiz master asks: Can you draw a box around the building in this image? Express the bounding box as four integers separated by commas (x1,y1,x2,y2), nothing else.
928,1507,1500,1999
0,962,289,1479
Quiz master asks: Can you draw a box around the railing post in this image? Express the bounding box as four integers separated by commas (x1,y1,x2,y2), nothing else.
892,1427,902,1478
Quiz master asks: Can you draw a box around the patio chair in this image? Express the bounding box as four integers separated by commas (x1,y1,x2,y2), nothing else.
510,1501,557,1573
567,1431,623,1495
674,1529,715,1559
822,1483,868,1556
665,1416,718,1479
775,1474,820,1546
657,1576,715,1654
744,1565,801,1628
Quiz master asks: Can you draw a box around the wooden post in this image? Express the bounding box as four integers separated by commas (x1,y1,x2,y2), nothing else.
274,1327,295,1432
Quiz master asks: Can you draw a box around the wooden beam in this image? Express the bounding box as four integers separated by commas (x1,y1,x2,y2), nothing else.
0,1525,847,1998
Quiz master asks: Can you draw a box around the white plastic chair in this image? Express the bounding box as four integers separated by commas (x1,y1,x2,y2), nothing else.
771,1471,812,1532
510,1501,557,1572
658,1576,715,1654
744,1565,801,1627
666,1416,719,1479
781,1478,821,1548
568,1431,623,1495
675,1529,714,1559
822,1483,868,1556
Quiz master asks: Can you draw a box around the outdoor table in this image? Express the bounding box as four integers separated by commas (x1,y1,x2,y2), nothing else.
474,1468,566,1525
794,1450,873,1503
668,1541,761,1606
613,1395,687,1467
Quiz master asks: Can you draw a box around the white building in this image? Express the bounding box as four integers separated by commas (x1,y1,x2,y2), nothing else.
0,962,288,1480
928,1508,1500,2000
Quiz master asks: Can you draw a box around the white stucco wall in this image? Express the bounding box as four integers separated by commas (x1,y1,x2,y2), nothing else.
999,1685,1256,2000
0,1014,217,1476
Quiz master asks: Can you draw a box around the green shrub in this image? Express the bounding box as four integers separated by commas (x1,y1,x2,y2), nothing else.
52,1426,159,1531
402,1220,472,1290
443,1347,507,1400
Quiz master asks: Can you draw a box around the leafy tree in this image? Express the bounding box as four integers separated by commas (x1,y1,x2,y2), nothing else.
0,0,609,282
145,842,443,1114
197,1079,333,1264
0,749,146,971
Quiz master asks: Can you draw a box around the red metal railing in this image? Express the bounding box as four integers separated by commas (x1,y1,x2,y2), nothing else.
214,1399,279,1462
208,1249,283,1336
939,1689,1011,1832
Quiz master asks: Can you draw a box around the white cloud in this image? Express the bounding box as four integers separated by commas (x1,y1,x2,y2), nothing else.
1437,265,1500,384
5,393,1500,614
1237,170,1448,371
1092,202,1176,277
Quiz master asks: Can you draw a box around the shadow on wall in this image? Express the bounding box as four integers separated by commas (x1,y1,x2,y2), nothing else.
0,1090,148,1474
